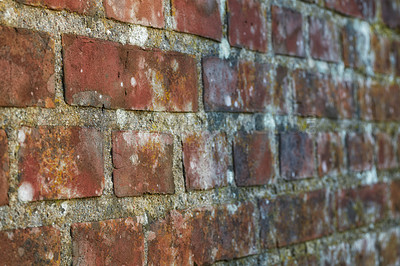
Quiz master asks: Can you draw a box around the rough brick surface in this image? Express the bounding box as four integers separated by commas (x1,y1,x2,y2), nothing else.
63,34,198,112
0,130,9,206
376,133,397,170
272,6,304,57
309,17,340,62
325,0,375,19
18,126,104,201
227,0,267,52
16,0,96,15
352,235,378,266
0,26,55,108
394,41,400,77
337,184,388,231
273,66,290,115
337,80,356,119
172,0,222,40
0,226,61,265
390,180,400,218
112,131,174,197
259,190,334,248
346,132,374,172
371,33,391,74
381,0,400,30
104,0,164,28
182,131,230,190
234,132,273,186
378,230,400,266
316,132,343,176
279,132,314,180
358,81,374,121
321,243,351,266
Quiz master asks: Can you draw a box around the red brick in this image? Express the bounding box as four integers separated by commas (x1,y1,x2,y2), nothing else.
0,26,55,108
182,131,229,190
18,126,104,201
358,80,374,121
325,0,375,19
309,17,340,62
316,132,343,177
337,80,356,119
63,34,198,112
346,132,374,172
381,0,400,30
0,130,9,206
227,0,267,52
337,183,388,231
273,66,290,115
279,132,314,180
0,226,61,265
352,235,378,266
16,0,96,14
234,132,273,186
172,0,222,40
112,131,174,197
390,180,400,218
272,6,305,57
371,33,391,74
259,189,334,248
376,133,397,170
72,217,144,265
377,229,400,266
394,41,400,77
104,0,164,28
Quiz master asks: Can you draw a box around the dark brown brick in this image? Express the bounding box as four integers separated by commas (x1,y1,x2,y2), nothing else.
325,0,375,20
182,131,230,190
352,235,378,266
0,130,9,206
390,180,400,218
316,132,343,177
377,229,400,266
381,0,400,30
309,17,340,62
18,126,104,201
63,34,198,112
371,33,391,74
376,133,397,170
112,131,174,197
0,26,55,108
346,132,374,172
16,0,96,15
72,217,145,265
0,226,61,265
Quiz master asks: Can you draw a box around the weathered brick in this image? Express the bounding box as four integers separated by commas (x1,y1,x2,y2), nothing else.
112,131,174,197
273,66,290,115
369,83,389,121
272,6,304,57
282,255,319,266
325,0,375,20
358,80,374,121
376,133,397,170
203,57,270,112
377,229,400,266
394,41,400,77
227,0,267,52
342,22,370,70
259,190,334,248
18,126,104,201
63,34,198,112
371,33,391,74
337,80,356,119
0,130,9,206
352,235,378,266
280,132,314,180
172,0,222,40
346,132,374,172
0,26,55,108
381,0,400,30
182,131,230,190
390,180,400,218
316,132,343,176
234,132,273,186
337,184,388,231
16,0,96,15
104,0,164,28
320,243,351,266
72,217,144,265
309,17,340,62
0,226,61,265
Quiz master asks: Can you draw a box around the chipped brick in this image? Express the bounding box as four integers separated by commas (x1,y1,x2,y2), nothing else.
0,130,9,206
316,132,343,176
346,132,374,172
309,17,340,62
16,0,96,15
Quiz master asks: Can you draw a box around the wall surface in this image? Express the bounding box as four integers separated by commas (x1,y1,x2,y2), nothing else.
0,0,400,265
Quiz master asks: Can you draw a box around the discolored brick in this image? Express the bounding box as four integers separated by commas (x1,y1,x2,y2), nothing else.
358,80,374,121
182,131,230,190
352,235,378,266
72,217,145,265
172,0,222,40
337,80,356,119
394,41,400,77
325,0,375,20
376,133,397,170
377,229,400,266
271,6,304,57
0,130,9,206
309,17,340,62
390,180,400,218
234,132,273,186
0,26,55,108
371,33,391,74
18,126,104,201
346,132,374,172
112,131,174,197
63,34,198,112
321,243,351,266
273,66,290,115
227,0,267,52
16,0,96,15
316,132,343,176
104,0,164,28
381,0,400,30
0,226,61,265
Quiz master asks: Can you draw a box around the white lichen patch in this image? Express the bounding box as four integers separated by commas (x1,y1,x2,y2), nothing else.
18,182,34,202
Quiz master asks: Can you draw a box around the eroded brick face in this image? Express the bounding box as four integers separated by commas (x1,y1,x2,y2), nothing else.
112,131,174,197
346,132,374,172
0,130,9,206
0,26,55,108
16,0,96,14
0,226,61,265
104,0,165,28
63,34,198,112
18,126,104,201
376,133,397,170
325,0,375,20
273,66,290,115
381,0,400,30
72,218,145,265
309,17,340,62
172,0,222,40
316,132,343,176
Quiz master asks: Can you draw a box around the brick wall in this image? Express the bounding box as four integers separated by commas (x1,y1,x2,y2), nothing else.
0,0,400,265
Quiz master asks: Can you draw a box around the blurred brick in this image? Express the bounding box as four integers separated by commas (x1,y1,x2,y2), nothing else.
390,180,400,218
282,255,319,266
0,26,55,108
376,133,397,170
18,126,104,201
0,226,60,265
394,41,400,77
377,229,400,266
272,6,304,57
63,34,198,112
325,0,375,19
309,17,340,62
182,131,229,190
320,243,351,266
72,217,144,265
172,0,222,40
352,235,378,266
337,80,356,119
0,130,9,206
16,0,96,15
316,132,343,176
112,131,174,197
358,80,374,121
234,132,273,186
371,33,391,74
273,66,290,115
227,0,267,52
104,0,164,28
381,0,400,30
346,132,374,172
